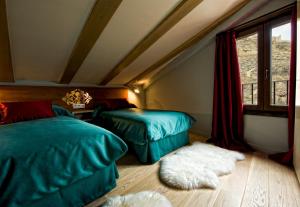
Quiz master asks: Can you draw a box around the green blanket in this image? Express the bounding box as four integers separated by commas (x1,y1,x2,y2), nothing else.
0,116,127,207
98,108,195,145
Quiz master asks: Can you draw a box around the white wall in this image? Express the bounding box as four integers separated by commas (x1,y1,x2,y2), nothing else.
244,115,288,153
146,41,214,136
146,0,295,153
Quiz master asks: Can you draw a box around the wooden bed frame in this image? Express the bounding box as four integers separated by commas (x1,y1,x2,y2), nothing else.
0,85,128,110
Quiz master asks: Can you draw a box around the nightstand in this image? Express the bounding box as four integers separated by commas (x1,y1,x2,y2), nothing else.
72,109,95,122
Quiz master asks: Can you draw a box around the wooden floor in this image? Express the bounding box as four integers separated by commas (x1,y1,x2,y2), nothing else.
86,135,300,207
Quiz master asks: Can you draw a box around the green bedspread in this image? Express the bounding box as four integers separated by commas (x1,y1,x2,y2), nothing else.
98,108,195,145
0,116,127,207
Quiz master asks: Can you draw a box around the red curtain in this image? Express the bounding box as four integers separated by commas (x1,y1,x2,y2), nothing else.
270,6,297,166
211,31,251,152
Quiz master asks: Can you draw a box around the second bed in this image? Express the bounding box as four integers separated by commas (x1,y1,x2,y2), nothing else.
93,105,195,163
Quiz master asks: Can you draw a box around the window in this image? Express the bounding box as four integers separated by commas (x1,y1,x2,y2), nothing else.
270,23,291,106
236,8,292,117
237,32,258,105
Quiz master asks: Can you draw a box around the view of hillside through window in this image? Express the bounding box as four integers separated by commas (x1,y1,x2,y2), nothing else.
236,23,291,106
271,23,291,106
237,33,258,105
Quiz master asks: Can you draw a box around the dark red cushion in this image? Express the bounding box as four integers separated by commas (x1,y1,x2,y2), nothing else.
101,99,137,110
0,101,54,124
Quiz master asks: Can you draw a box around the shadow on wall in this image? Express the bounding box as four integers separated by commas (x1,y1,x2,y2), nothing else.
146,100,165,109
189,112,212,137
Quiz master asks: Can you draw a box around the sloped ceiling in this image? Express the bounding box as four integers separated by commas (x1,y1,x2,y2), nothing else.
4,0,248,87
110,0,245,85
72,0,182,84
6,0,96,82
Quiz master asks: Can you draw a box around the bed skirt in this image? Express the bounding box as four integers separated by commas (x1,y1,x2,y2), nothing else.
128,131,189,164
24,163,118,207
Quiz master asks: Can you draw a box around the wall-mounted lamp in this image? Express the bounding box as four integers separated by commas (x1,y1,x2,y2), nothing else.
133,88,140,94
126,83,145,108
126,82,143,94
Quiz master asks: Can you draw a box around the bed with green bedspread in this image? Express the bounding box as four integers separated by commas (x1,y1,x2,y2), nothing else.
94,108,195,163
0,116,127,207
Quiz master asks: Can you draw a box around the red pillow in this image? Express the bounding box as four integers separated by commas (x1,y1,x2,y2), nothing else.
98,99,133,110
0,101,54,124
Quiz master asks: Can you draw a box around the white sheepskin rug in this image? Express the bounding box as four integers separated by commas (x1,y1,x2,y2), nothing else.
102,191,172,207
160,142,245,189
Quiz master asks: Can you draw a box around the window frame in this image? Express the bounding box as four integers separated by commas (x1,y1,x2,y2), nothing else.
235,5,293,117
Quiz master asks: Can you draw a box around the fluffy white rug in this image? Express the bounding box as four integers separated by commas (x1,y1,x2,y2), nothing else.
160,142,245,189
102,191,172,207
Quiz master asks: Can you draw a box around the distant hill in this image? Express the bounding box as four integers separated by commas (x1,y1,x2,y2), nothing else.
237,34,290,105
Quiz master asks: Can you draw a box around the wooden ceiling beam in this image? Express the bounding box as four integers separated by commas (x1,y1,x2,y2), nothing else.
0,0,14,82
59,0,122,84
100,0,203,85
127,0,251,86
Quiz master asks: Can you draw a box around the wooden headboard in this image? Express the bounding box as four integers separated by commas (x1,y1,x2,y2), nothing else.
0,86,128,110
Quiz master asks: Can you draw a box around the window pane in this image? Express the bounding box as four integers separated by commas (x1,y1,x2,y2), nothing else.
271,22,291,106
237,33,258,105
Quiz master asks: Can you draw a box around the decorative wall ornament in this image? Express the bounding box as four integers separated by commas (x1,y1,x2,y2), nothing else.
62,89,92,109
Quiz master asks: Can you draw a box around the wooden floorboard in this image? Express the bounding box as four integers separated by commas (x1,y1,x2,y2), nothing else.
268,157,288,207
86,134,300,207
213,154,253,207
280,161,300,207
241,153,269,207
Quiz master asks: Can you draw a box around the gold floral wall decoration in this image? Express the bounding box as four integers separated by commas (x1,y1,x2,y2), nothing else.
62,89,92,109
